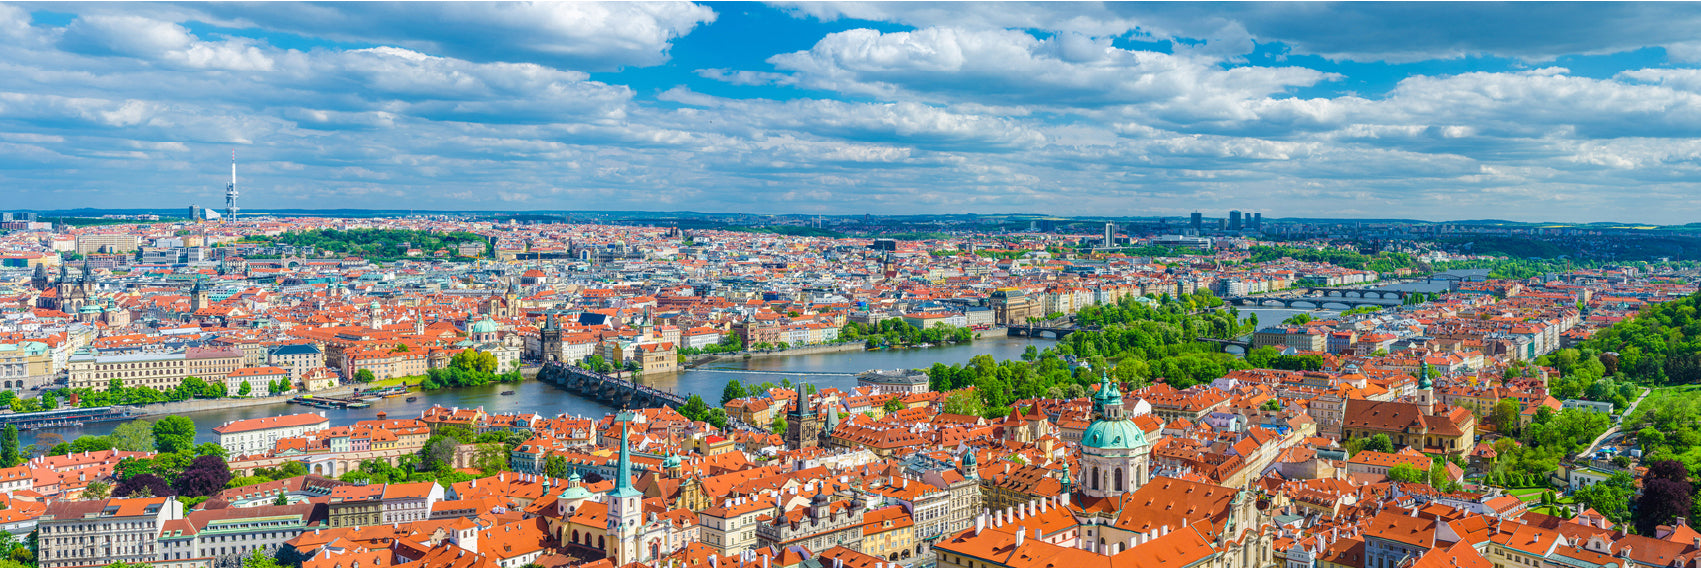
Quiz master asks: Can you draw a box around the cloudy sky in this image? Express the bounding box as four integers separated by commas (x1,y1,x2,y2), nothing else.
7,2,1701,222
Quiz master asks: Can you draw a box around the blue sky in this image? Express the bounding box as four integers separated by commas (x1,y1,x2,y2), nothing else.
6,2,1701,222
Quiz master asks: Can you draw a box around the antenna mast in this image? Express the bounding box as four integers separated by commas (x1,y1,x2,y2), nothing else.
224,150,239,223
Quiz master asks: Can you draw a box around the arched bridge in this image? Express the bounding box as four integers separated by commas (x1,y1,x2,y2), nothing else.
1007,325,1087,339
1223,296,1399,309
1196,337,1253,354
1301,287,1412,300
539,363,687,409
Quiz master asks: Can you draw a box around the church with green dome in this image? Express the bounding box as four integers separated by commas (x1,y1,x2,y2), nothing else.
1077,373,1153,500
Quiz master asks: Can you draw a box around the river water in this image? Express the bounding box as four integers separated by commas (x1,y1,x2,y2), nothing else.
32,270,1493,448
28,335,1055,447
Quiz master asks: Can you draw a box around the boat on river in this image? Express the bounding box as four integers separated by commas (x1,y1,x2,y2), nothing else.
500,391,516,396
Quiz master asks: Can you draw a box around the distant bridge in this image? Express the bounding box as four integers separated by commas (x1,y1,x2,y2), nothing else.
687,369,855,377
1007,325,1087,339
1223,296,1400,309
1300,287,1413,301
1196,337,1253,354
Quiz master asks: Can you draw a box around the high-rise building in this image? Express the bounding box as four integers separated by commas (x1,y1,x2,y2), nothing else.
1102,222,1115,247
1253,212,1263,229
1190,212,1202,231
1229,210,1243,230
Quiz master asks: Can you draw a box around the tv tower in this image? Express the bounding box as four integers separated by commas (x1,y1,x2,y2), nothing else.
224,150,239,223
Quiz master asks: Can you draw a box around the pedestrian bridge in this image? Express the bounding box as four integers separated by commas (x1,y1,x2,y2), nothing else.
538,363,687,408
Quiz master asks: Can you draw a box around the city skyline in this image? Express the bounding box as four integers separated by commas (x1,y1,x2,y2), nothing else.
10,2,1701,221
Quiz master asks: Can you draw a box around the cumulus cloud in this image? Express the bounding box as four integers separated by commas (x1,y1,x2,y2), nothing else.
758,26,1334,111
152,2,718,70
7,2,1701,222
781,2,1701,64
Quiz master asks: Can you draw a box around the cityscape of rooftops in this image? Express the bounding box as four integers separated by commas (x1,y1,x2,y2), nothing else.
7,4,1701,568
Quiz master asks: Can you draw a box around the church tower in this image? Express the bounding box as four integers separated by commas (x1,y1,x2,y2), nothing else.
606,418,644,565
189,279,209,313
30,263,48,291
785,387,821,449
1415,361,1436,415
1077,374,1151,500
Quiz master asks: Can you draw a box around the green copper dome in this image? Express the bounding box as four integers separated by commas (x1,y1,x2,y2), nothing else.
1081,419,1149,450
470,318,498,334
663,453,682,469
1091,373,1123,418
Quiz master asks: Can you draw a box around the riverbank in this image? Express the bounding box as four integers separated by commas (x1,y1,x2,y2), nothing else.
687,342,868,367
129,383,374,417
686,338,1001,368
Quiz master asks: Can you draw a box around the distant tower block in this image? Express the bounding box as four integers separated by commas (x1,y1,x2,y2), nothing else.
224,150,239,223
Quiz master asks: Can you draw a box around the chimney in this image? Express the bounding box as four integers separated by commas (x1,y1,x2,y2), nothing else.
975,514,985,535
1015,528,1026,547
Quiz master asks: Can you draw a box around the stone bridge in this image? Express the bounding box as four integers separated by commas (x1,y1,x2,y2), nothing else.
1223,296,1400,309
1301,287,1412,300
539,363,688,409
1196,337,1254,354
1006,325,1086,339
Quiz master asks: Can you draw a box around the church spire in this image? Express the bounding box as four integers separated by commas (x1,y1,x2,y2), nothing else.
609,418,641,498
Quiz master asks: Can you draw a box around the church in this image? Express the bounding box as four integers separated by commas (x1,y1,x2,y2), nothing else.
546,418,696,566
934,374,1277,568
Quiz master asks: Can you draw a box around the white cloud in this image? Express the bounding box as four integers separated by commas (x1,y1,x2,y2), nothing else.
159,2,718,70
761,27,1335,109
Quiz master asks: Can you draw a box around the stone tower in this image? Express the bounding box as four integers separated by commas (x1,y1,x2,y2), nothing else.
786,387,822,449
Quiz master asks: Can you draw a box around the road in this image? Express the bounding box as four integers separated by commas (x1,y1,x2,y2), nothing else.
1575,387,1651,460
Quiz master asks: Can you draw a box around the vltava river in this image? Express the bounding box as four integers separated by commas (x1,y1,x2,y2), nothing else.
29,335,1054,446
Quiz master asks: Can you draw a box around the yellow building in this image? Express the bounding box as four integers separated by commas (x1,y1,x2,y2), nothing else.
860,506,918,563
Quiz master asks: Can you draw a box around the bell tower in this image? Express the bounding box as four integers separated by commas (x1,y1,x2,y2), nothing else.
785,387,822,449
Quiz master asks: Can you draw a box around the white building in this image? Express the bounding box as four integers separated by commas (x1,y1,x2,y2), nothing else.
212,412,330,456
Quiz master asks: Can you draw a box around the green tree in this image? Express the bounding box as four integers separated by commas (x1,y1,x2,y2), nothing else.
1574,471,1636,526
544,455,570,479
941,390,985,417
355,369,376,384
152,416,196,454
474,444,508,475
419,435,459,471
273,493,290,506
1491,398,1523,435
770,414,787,436
0,425,18,468
721,380,748,405
242,547,282,568
1387,463,1427,484
111,420,156,452
678,395,711,423
883,397,904,413
238,380,252,396
83,480,111,499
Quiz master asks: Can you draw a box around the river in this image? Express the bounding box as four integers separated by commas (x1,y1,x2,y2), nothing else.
31,270,1493,448
26,335,1055,447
